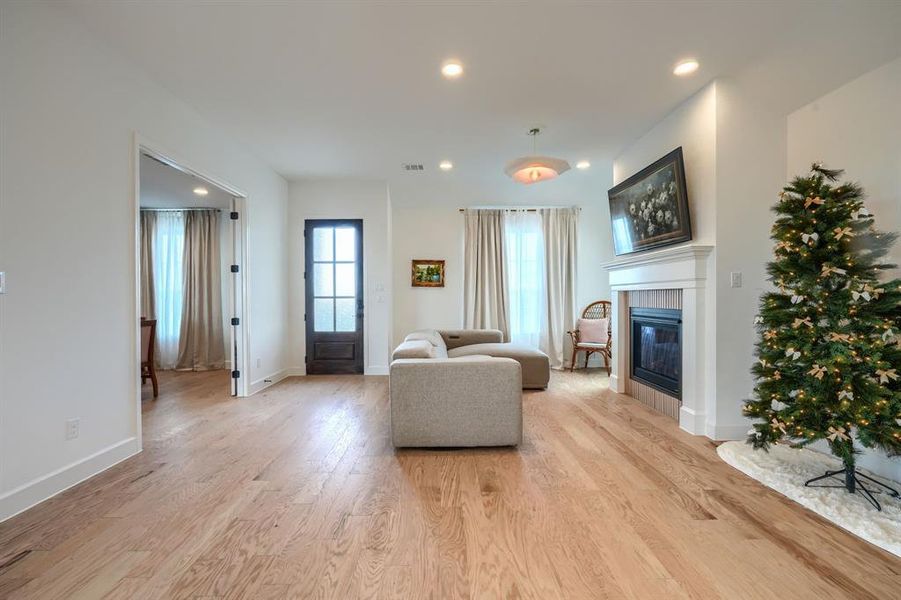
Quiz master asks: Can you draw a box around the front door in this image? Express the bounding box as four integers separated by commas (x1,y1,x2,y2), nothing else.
304,219,364,374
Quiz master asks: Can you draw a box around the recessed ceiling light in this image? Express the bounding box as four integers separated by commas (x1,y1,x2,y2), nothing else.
439,160,454,171
193,186,209,196
673,59,699,76
576,160,591,170
441,60,463,79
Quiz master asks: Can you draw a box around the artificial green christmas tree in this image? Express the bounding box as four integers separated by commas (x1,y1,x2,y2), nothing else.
744,164,901,510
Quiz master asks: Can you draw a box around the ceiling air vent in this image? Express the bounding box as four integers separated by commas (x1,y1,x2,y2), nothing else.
402,163,425,172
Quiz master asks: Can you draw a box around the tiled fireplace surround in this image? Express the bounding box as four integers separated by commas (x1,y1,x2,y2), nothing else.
603,245,714,436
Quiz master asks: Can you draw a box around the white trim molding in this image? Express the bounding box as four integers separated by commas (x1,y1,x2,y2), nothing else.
249,368,306,395
0,437,140,522
604,244,714,437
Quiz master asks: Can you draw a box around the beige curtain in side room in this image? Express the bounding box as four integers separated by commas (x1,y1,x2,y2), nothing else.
463,209,509,340
139,211,157,320
540,208,578,369
176,209,225,370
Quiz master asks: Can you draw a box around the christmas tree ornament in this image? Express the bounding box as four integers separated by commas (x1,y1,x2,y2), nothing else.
743,164,901,511
833,226,854,240
804,196,825,209
876,368,898,384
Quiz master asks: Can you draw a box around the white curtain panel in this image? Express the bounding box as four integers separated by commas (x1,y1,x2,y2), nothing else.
504,210,547,349
540,208,579,369
151,210,185,369
463,209,509,340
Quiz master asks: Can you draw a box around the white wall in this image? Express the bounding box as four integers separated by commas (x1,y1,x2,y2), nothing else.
0,2,289,520
613,84,718,246
713,78,788,438
390,171,614,369
287,180,393,375
787,56,901,481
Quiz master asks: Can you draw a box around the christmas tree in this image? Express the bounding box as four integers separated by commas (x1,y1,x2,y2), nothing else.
744,164,901,508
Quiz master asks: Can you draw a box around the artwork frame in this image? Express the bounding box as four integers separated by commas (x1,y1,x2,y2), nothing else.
607,147,692,256
411,259,445,287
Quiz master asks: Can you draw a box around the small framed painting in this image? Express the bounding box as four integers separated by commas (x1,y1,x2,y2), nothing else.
411,260,445,287
607,147,692,256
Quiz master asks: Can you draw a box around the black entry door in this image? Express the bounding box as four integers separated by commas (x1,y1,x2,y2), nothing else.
305,219,364,374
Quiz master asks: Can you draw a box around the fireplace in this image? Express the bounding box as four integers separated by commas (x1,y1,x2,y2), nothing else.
630,307,682,398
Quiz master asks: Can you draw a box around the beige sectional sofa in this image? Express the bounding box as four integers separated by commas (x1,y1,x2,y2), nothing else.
389,329,550,448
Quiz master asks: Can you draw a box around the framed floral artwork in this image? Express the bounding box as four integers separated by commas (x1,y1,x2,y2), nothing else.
607,147,692,255
411,259,445,287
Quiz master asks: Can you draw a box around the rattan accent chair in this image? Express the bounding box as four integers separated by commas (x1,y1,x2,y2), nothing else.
567,300,613,374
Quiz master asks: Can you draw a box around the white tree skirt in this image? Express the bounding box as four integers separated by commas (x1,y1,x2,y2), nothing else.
717,441,901,557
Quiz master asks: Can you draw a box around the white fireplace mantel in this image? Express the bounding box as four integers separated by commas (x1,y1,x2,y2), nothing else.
602,244,714,291
603,244,714,436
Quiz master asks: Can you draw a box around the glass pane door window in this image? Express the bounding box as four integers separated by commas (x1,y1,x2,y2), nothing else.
312,226,358,332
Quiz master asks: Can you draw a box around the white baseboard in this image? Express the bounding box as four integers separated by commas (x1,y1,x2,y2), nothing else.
608,374,624,393
248,367,305,395
707,422,750,441
0,437,140,522
678,406,706,436
365,365,389,376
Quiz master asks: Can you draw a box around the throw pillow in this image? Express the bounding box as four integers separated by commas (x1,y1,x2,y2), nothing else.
392,340,436,360
404,329,444,347
578,318,609,344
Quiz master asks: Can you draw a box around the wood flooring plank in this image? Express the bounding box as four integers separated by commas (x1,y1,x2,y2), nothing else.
0,368,898,599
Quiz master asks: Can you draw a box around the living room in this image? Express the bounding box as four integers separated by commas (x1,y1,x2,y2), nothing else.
1,1,900,598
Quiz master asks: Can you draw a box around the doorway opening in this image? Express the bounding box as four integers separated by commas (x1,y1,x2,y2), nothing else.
135,145,248,406
304,219,364,374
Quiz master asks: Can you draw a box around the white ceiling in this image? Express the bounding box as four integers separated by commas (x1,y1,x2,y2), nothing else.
65,1,901,191
139,154,233,209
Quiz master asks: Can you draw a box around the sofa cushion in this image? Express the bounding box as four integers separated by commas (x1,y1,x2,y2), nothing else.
392,340,436,360
447,343,550,389
405,329,445,348
577,317,609,344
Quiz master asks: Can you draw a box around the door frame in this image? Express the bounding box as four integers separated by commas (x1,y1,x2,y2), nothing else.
131,133,250,444
304,219,364,374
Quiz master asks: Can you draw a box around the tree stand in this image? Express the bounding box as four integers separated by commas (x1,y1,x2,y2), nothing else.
805,461,900,511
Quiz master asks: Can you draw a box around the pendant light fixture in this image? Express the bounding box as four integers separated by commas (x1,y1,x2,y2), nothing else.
504,128,570,185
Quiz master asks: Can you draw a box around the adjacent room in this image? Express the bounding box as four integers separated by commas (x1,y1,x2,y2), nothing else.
1,1,899,599
138,153,241,401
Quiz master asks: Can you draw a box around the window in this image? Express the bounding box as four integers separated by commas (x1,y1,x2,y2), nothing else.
312,226,357,332
505,211,546,348
151,211,185,368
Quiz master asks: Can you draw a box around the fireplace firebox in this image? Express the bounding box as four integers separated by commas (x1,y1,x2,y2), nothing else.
630,307,682,398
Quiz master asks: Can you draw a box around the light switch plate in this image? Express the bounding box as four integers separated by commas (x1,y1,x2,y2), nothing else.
730,271,742,288
0,271,5,294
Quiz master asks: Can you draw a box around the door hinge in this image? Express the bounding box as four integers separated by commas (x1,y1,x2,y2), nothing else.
304,355,307,363
231,317,240,326
231,370,240,379
230,211,239,220
230,264,240,273
303,271,307,280
304,313,307,322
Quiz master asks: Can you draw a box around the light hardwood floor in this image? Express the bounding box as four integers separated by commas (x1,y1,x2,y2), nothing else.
1,370,899,599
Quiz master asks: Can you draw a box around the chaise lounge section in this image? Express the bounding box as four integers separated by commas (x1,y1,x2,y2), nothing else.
438,329,550,390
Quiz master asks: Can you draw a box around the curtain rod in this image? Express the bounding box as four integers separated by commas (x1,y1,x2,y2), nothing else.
140,208,222,212
457,206,581,213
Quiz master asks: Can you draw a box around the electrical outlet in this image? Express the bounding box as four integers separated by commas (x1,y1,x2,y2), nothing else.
730,271,742,288
65,418,80,440
0,271,6,294
256,358,262,369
